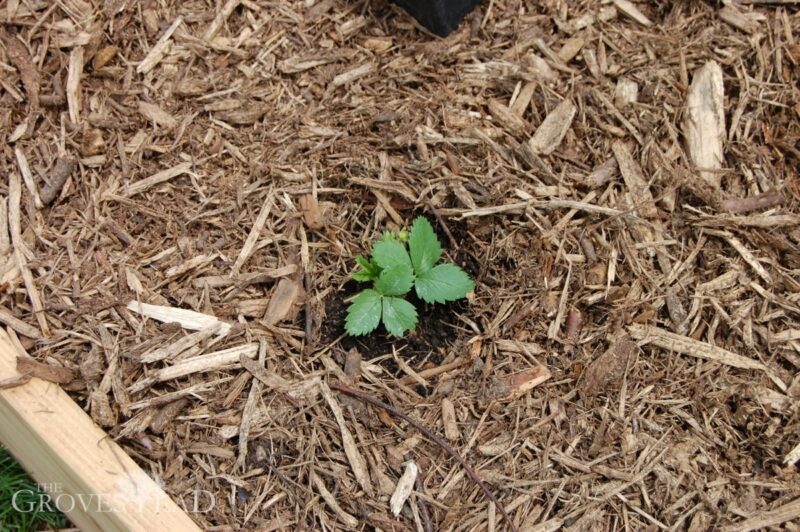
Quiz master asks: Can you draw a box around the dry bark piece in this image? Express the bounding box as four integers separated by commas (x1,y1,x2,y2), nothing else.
612,141,658,218
580,337,636,398
137,16,182,74
82,128,105,156
441,397,459,441
299,195,324,230
1,30,40,108
320,382,373,496
683,60,725,189
149,397,189,433
92,45,117,69
529,99,576,155
40,157,73,205
612,0,652,26
17,357,76,384
263,279,301,326
138,101,178,129
488,99,526,135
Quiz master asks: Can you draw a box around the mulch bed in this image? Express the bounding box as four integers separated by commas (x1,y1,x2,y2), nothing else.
2,0,799,529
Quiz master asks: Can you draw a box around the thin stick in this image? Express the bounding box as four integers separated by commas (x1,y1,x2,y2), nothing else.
330,383,519,532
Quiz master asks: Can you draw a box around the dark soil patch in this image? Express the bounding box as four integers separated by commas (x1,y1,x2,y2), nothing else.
319,212,476,364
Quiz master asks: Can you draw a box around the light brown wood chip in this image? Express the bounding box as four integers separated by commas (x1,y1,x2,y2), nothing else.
629,324,786,391
683,61,725,189
529,99,576,155
321,382,373,497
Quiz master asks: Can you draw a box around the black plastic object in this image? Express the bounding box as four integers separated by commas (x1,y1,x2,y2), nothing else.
392,0,481,36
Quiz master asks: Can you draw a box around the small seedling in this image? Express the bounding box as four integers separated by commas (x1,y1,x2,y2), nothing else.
346,217,475,337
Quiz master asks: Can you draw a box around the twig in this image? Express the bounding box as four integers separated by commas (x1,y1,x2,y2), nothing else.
330,382,519,532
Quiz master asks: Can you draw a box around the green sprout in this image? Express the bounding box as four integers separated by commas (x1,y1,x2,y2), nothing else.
345,217,475,337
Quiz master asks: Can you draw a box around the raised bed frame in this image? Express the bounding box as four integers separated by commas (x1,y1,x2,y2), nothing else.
0,328,199,531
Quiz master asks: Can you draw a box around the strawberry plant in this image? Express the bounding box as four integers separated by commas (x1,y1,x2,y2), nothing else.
345,217,475,337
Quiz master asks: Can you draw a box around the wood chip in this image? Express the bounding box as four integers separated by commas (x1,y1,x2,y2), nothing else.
263,278,301,326
629,324,786,391
140,324,225,363
613,0,652,26
441,398,459,441
529,99,576,155
683,61,725,189
390,461,418,517
17,357,75,384
66,46,84,123
311,472,359,528
137,17,182,74
580,337,636,398
321,382,373,496
232,191,273,275
138,101,178,129
612,141,658,218
126,300,232,335
119,162,193,197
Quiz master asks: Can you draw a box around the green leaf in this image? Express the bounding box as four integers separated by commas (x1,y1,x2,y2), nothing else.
408,217,442,275
345,290,382,336
371,238,412,270
353,255,381,282
375,264,414,296
415,263,475,304
381,297,418,336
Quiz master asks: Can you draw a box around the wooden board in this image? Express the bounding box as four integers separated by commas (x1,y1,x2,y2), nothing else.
0,329,200,532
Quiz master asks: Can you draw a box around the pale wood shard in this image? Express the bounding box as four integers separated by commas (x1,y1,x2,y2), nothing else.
120,162,192,197
321,382,373,497
14,147,42,209
612,141,658,218
311,472,359,529
723,497,800,532
488,99,526,135
148,344,258,385
66,46,83,123
126,300,232,335
137,17,182,74
705,229,773,284
0,307,40,339
629,324,786,391
557,36,585,63
390,461,418,517
165,254,215,279
202,0,240,40
332,62,374,87
683,61,725,189
138,101,178,129
503,366,552,398
529,99,576,155
263,278,301,325
719,5,763,34
441,397,459,441
140,324,225,363
785,442,800,465
232,191,273,275
0,329,200,532
614,78,638,108
510,81,536,117
236,340,264,470
9,172,49,337
613,0,652,26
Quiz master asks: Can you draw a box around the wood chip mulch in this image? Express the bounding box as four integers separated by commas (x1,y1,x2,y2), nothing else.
2,0,800,529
